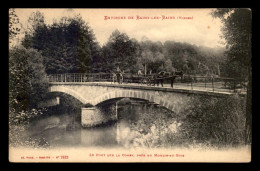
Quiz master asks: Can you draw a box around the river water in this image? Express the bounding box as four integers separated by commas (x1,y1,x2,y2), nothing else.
26,98,181,149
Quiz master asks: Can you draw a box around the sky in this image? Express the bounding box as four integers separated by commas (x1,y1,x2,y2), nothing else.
14,8,225,48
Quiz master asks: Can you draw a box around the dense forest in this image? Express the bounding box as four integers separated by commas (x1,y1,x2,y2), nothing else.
18,11,228,76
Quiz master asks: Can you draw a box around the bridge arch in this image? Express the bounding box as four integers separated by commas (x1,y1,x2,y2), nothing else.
93,90,175,112
49,85,187,113
49,86,90,104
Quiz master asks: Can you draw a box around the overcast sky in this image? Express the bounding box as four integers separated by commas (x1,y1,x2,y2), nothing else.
15,8,225,48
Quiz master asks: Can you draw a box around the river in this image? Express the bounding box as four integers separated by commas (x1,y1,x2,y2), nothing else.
25,98,181,149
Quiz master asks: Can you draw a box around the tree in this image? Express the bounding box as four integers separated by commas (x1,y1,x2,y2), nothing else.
22,12,100,74
140,49,153,75
162,40,225,75
211,9,251,76
164,59,175,73
101,30,139,73
27,11,45,35
139,40,165,74
9,9,21,47
211,8,252,144
9,46,48,111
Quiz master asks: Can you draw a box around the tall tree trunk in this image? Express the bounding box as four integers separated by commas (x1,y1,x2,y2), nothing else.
217,64,221,76
144,61,147,76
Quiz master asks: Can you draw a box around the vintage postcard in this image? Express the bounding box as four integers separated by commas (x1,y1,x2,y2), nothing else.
9,8,252,162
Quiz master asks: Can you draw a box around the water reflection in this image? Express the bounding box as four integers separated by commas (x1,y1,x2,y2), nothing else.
27,98,180,149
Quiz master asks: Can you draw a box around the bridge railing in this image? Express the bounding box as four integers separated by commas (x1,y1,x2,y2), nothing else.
47,73,113,83
47,73,247,93
174,75,247,93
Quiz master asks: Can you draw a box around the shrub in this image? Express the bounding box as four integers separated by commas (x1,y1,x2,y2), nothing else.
180,94,246,147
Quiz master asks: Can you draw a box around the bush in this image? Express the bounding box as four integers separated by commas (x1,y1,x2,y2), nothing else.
180,94,246,147
9,108,48,148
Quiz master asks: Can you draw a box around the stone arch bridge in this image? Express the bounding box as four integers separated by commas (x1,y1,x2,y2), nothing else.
49,82,234,127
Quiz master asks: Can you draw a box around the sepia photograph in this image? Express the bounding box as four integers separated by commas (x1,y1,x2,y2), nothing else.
9,8,252,162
